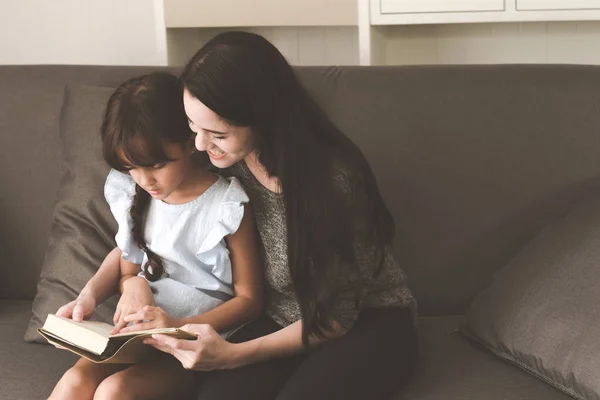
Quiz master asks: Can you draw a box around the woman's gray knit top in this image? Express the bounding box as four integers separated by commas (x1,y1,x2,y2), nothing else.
223,160,416,330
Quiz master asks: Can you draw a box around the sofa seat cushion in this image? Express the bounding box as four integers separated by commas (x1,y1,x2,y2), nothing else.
0,300,77,399
397,316,571,400
1,302,570,400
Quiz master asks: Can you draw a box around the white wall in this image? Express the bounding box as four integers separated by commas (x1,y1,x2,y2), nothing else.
3,1,600,67
0,0,356,67
167,27,359,66
383,21,600,65
0,0,167,65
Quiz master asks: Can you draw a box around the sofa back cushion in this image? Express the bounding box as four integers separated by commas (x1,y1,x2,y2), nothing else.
302,65,600,314
0,66,167,300
4,65,600,315
24,85,119,341
462,188,600,400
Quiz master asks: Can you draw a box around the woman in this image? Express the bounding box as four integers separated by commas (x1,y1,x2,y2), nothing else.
142,31,418,400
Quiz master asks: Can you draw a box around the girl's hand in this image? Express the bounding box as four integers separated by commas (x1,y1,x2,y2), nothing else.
143,324,240,371
54,293,97,349
118,305,180,333
111,277,155,334
56,293,96,322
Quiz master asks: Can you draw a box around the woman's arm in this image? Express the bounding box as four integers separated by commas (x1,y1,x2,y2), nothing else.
121,204,263,334
56,247,122,321
144,318,346,371
232,318,346,366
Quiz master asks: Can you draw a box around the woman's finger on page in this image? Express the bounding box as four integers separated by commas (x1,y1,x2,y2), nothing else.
150,334,198,351
143,337,172,354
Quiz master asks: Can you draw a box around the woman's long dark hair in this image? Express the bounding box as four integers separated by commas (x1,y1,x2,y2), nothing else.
101,72,193,281
181,32,394,344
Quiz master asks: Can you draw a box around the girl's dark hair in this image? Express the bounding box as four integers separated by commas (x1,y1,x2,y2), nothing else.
181,32,395,344
101,72,193,281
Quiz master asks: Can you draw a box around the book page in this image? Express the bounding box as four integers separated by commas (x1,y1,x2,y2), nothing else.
110,327,193,338
45,315,114,338
39,327,197,364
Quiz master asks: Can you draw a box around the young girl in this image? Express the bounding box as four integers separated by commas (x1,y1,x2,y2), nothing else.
49,72,263,400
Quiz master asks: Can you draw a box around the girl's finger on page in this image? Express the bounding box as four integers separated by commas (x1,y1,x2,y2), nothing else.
113,308,121,324
72,304,84,321
56,302,74,317
111,318,128,334
124,310,154,323
118,321,153,333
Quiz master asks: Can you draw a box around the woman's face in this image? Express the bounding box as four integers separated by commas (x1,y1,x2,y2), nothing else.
183,88,254,169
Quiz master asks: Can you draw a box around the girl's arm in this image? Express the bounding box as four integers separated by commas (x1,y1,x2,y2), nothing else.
122,204,263,334
111,257,155,333
56,247,122,321
119,258,145,293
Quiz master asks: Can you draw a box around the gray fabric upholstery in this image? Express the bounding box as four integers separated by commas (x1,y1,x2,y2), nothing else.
0,71,64,300
5,65,600,316
2,300,569,400
301,65,600,315
1,300,78,400
0,66,175,300
3,64,600,399
24,85,120,342
397,316,571,400
463,189,600,400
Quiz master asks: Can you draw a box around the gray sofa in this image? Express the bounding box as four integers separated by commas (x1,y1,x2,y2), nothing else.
4,64,598,399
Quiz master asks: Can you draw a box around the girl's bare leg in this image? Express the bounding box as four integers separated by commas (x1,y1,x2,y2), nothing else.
93,353,197,400
49,358,126,400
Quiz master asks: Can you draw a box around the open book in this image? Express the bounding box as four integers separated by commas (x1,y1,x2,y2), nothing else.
38,314,196,364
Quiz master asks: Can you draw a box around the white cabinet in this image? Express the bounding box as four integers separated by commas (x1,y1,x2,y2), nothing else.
369,0,600,25
517,0,600,11
381,0,504,14
371,0,509,25
361,0,600,65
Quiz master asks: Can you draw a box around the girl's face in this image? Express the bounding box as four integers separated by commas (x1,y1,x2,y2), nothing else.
183,88,254,169
126,142,195,204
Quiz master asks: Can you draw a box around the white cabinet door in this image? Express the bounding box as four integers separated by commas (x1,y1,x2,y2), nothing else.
517,0,600,10
380,0,504,14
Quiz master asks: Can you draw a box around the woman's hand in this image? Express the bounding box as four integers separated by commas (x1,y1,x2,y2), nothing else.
143,320,335,371
111,277,155,334
118,305,180,333
143,324,240,371
56,292,96,322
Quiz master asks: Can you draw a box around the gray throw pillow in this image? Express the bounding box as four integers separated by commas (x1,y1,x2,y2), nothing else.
462,189,600,400
24,85,118,342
